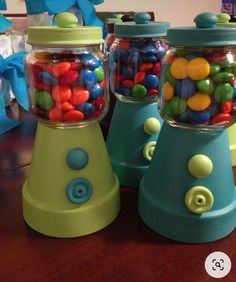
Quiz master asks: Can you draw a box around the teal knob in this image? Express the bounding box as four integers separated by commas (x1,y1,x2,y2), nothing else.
134,12,151,24
54,12,78,28
194,12,218,28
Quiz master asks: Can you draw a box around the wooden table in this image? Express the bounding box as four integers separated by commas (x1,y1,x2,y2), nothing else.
0,108,236,282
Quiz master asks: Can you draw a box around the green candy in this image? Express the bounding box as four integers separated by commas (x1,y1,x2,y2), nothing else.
165,64,176,86
168,96,187,115
214,83,234,103
94,65,105,82
210,64,221,75
131,84,147,99
213,71,234,83
196,79,214,94
35,91,54,110
162,102,173,117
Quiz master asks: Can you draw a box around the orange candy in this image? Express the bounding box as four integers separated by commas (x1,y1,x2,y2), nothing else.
63,110,84,121
47,62,71,77
52,85,72,102
70,87,89,105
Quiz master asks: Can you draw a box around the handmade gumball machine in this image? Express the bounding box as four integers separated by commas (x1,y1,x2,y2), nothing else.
139,13,236,243
22,12,120,237
106,12,170,187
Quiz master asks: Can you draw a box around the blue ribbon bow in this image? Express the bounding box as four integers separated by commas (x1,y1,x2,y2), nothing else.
0,52,29,111
25,0,106,37
0,0,12,32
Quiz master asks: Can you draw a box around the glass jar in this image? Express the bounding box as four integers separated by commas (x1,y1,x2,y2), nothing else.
109,12,170,103
25,12,108,128
160,13,236,131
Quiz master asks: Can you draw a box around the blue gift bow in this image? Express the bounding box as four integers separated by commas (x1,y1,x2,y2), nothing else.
0,0,7,10
25,0,106,37
0,52,29,111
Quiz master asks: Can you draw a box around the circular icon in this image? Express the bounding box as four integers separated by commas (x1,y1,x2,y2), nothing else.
205,251,231,278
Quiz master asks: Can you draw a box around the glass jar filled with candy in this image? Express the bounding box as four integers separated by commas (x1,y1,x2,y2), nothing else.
25,13,107,128
109,13,169,103
106,12,170,187
160,14,236,131
23,12,120,238
138,13,236,243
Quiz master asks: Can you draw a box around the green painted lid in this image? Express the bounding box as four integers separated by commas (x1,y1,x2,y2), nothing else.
27,12,103,46
114,12,170,38
166,12,236,46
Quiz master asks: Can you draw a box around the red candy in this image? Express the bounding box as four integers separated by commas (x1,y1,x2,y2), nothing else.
147,89,158,96
210,113,231,125
122,80,135,88
63,110,84,121
49,107,63,122
91,95,105,110
59,70,79,85
56,101,75,111
134,71,146,83
70,87,89,105
52,85,72,102
139,63,153,72
221,102,232,114
70,62,83,71
47,62,71,77
152,62,161,76
118,39,131,49
33,79,51,92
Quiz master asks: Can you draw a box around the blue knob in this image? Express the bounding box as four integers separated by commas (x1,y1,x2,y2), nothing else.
134,12,151,24
194,12,218,28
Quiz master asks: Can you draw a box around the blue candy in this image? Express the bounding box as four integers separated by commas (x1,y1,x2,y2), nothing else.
79,69,97,89
175,78,196,99
143,55,158,63
117,86,130,96
122,66,134,80
118,49,129,63
208,103,220,117
142,45,157,55
39,71,58,86
77,102,95,115
89,83,103,99
144,74,158,89
188,109,211,124
80,53,100,69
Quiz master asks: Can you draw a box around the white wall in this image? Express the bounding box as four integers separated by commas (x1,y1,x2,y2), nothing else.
4,0,222,27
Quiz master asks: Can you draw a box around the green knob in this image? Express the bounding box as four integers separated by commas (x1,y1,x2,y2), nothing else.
217,13,231,24
54,12,78,28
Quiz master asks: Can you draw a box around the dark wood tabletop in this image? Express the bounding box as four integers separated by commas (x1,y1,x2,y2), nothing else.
0,105,236,282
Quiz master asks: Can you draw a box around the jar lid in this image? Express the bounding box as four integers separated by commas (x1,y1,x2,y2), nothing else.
27,12,103,46
166,12,236,46
114,12,170,38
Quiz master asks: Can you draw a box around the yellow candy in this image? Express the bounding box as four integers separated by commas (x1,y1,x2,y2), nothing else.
163,81,174,101
187,58,210,80
170,57,189,79
187,92,211,111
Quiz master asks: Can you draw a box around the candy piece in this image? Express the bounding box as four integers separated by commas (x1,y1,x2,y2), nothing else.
163,81,174,101
47,62,71,77
170,57,189,79
70,87,89,105
152,61,161,76
221,101,232,113
49,107,63,122
187,92,211,111
142,45,158,55
168,96,187,115
77,102,95,115
175,78,196,99
118,39,130,49
70,62,83,71
212,72,234,83
144,74,158,89
122,80,135,88
131,84,147,98
134,71,146,84
33,79,51,92
122,66,134,80
52,85,72,102
188,109,211,124
35,91,54,111
117,86,130,96
79,69,97,88
147,89,158,96
165,64,176,86
210,64,221,75
214,83,234,102
91,95,105,110
143,55,158,63
196,79,214,94
56,101,75,111
80,53,100,69
186,58,210,80
139,63,153,72
59,70,79,85
63,110,84,121
210,113,231,124
94,65,105,82
89,83,103,99
39,71,58,86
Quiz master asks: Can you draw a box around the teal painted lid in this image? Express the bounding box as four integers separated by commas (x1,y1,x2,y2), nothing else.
28,12,103,46
166,12,236,46
114,12,170,38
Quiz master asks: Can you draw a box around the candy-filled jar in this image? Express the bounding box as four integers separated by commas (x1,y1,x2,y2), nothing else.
139,13,236,243
22,12,120,238
106,12,170,187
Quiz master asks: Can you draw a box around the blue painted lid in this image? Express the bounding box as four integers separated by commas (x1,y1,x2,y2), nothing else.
114,12,170,38
167,12,236,46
